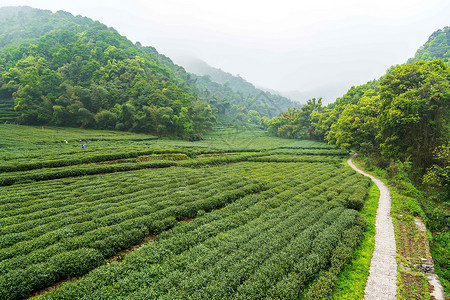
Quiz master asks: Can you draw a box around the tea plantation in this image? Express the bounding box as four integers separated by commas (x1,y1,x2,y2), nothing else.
0,124,370,299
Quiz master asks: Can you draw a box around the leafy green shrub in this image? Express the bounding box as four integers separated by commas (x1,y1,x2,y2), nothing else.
48,248,103,278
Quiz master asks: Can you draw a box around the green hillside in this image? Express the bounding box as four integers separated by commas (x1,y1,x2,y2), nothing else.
182,58,298,118
408,26,450,63
0,98,17,123
0,6,214,139
0,6,98,49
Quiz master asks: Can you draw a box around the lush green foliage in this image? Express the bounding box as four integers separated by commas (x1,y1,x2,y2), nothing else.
0,7,215,139
325,59,450,163
0,123,372,299
408,26,450,63
185,58,297,120
422,143,449,199
263,98,323,139
25,163,369,300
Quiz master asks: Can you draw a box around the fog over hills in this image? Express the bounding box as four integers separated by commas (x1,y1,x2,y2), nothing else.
2,0,449,109
176,56,346,105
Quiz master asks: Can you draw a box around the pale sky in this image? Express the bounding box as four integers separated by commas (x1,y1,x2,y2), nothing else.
1,0,449,102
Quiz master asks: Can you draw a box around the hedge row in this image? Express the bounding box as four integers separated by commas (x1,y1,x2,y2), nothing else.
278,140,338,149
0,152,276,186
247,154,345,164
0,248,103,300
0,160,178,186
269,148,349,156
0,146,264,173
0,151,147,173
1,162,328,299
36,164,370,299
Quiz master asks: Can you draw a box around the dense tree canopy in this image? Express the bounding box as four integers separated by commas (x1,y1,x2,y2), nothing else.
262,98,322,139
0,6,216,139
188,71,295,123
269,59,449,198
325,60,449,170
0,6,299,136
408,26,450,63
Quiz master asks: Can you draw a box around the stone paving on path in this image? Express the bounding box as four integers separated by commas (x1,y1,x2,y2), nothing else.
347,153,397,300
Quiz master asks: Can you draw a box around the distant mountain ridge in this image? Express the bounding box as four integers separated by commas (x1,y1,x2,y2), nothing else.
180,58,274,97
178,57,299,117
181,57,349,105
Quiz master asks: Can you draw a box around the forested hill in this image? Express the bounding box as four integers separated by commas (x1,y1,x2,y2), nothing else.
0,6,300,135
265,28,449,199
0,6,102,48
0,6,219,139
408,26,450,63
180,57,298,118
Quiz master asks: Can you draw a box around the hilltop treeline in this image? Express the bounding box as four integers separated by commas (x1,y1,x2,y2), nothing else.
0,7,301,137
267,60,449,189
183,58,297,121
0,7,217,139
408,26,450,63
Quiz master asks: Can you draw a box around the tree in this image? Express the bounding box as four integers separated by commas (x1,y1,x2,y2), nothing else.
247,110,261,125
327,96,380,152
377,60,450,168
95,110,117,130
423,144,449,198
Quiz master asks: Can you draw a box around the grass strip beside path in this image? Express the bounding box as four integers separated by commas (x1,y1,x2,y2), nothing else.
333,182,379,299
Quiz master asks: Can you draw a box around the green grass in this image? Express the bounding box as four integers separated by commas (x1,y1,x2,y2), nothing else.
332,182,379,299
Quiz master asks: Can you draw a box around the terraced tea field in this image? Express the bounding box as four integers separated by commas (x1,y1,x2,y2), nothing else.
0,124,371,299
0,99,16,123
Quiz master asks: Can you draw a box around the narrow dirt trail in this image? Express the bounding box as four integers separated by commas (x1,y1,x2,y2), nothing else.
347,153,397,300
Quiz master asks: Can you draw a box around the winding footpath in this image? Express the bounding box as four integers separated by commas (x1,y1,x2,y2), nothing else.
347,153,397,300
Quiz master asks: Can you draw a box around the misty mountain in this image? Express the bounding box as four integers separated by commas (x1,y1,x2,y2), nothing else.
0,6,106,48
177,57,299,116
180,58,258,95
279,84,350,106
256,77,349,105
